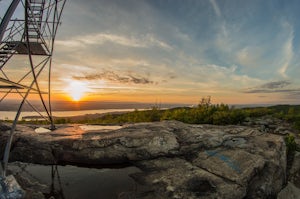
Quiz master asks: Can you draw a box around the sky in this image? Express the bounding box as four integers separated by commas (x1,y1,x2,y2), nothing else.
1,0,300,105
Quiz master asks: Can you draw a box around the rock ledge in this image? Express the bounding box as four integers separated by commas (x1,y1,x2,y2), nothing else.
0,121,288,198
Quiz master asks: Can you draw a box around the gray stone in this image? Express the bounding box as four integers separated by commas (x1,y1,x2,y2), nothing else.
288,152,300,188
0,175,25,199
133,158,246,199
6,162,48,199
277,182,300,199
0,121,289,198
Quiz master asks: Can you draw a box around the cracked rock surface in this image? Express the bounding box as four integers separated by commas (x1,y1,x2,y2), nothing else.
0,121,288,198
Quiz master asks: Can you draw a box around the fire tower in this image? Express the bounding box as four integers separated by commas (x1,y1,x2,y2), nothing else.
0,0,66,180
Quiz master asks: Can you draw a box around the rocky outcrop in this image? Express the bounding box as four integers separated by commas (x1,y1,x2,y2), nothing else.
288,152,300,186
242,115,296,135
0,121,289,198
243,116,300,197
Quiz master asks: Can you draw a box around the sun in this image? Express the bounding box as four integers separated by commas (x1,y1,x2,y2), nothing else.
66,80,88,101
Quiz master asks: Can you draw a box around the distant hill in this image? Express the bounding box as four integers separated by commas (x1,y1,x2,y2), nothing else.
0,100,188,111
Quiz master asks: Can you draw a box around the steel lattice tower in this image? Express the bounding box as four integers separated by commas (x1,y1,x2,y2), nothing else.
0,0,66,178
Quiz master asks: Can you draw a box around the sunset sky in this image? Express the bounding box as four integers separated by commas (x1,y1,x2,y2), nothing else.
1,0,300,105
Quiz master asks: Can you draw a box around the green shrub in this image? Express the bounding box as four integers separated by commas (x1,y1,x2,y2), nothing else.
285,134,298,152
294,121,300,131
213,111,230,125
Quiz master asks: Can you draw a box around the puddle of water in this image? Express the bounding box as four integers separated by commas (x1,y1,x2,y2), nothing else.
9,163,141,199
35,127,51,133
79,125,123,131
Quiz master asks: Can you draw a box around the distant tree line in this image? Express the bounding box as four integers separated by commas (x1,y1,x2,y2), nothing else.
5,97,300,131
72,98,300,131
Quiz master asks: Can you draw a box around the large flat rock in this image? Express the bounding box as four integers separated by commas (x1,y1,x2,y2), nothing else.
0,121,287,198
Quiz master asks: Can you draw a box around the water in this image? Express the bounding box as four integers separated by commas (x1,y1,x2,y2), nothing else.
35,127,52,133
33,125,123,134
9,163,141,199
79,125,123,131
0,109,136,120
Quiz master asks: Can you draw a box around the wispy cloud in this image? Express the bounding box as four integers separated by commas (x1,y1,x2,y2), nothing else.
209,0,221,17
278,22,294,78
172,61,262,93
10,0,300,104
56,33,172,50
73,70,155,85
52,64,94,79
235,46,264,68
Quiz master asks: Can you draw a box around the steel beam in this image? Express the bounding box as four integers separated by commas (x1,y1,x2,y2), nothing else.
0,0,21,42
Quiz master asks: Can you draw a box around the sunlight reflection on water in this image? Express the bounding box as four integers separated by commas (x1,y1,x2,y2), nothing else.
79,125,123,131
35,127,51,133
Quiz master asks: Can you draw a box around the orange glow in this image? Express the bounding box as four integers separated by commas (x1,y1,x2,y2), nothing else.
65,80,89,101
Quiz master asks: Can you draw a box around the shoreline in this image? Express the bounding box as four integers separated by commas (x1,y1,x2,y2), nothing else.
0,108,138,121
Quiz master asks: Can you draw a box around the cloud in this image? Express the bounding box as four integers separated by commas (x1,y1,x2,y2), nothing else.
56,33,172,50
243,80,298,94
278,22,294,78
73,71,155,85
235,46,264,68
209,0,221,17
244,89,299,94
260,80,292,89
